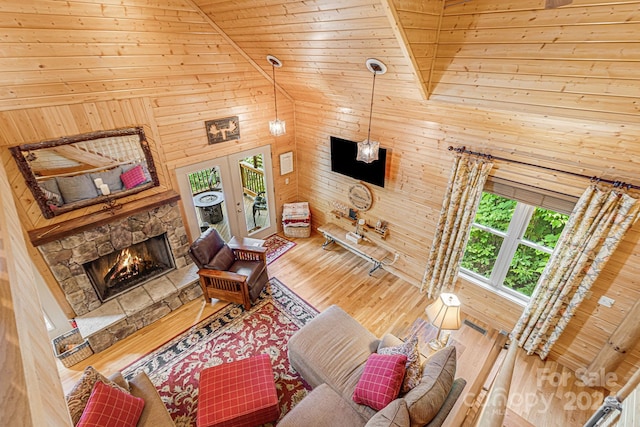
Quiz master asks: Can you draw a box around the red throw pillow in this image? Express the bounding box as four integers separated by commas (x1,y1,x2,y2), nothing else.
120,164,147,189
352,353,407,411
77,381,145,427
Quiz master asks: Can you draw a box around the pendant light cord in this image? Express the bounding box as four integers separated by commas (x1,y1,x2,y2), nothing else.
272,64,279,120
366,71,377,143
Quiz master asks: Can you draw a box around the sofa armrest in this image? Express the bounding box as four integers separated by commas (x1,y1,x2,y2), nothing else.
128,372,175,427
425,377,467,427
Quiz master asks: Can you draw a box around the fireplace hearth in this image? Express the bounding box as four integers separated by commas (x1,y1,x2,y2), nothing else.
84,233,175,302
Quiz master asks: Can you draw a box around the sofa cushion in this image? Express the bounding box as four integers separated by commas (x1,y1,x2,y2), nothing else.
128,372,176,426
56,174,100,203
120,164,147,189
77,381,144,427
365,399,410,427
403,346,456,426
353,353,407,411
66,366,131,425
277,384,366,427
378,335,423,393
91,167,124,192
288,305,379,392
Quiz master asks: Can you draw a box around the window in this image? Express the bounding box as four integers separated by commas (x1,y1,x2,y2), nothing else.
460,192,569,300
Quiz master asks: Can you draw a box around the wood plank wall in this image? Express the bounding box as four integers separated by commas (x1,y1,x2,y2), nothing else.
0,159,71,426
1,0,639,399
295,95,640,388
430,0,640,122
0,0,297,313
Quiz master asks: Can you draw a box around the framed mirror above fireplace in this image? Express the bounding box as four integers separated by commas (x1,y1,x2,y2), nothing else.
9,126,160,219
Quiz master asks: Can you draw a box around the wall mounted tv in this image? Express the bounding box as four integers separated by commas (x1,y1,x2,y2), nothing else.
330,136,387,188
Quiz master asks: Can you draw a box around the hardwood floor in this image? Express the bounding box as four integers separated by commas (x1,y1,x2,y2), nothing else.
57,231,605,426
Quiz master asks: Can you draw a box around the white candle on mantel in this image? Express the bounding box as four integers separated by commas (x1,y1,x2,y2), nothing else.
94,178,103,188
100,184,110,196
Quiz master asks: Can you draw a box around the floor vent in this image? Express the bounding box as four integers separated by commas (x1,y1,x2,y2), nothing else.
463,319,487,335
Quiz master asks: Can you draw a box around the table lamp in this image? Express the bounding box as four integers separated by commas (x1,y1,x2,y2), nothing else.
425,293,461,350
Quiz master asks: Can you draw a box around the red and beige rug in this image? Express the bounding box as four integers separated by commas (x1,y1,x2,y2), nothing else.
122,278,317,427
264,234,296,264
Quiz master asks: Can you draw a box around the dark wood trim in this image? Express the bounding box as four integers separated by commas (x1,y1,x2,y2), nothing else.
29,190,181,246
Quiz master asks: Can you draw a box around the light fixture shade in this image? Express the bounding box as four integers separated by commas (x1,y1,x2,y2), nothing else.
425,293,461,330
267,54,286,137
356,139,379,163
269,119,286,136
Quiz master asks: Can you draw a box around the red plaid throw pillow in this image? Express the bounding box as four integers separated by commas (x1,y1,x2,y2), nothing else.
77,381,145,427
120,164,147,189
352,353,407,410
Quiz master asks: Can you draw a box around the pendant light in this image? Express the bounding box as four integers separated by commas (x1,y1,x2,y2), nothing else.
267,55,286,136
357,58,387,163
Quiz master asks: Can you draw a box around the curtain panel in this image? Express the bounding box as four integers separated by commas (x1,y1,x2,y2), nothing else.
512,184,640,359
422,154,493,298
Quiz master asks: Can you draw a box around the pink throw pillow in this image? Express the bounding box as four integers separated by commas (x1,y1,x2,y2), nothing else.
77,381,145,427
120,164,147,189
352,353,407,410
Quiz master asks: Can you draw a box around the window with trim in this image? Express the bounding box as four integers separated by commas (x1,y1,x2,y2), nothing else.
460,191,570,300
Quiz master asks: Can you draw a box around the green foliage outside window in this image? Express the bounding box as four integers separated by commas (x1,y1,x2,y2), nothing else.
461,192,569,297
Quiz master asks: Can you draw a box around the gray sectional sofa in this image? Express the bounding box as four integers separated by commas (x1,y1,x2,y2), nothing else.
280,305,466,427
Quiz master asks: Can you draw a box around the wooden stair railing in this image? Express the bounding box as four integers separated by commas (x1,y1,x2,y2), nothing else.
584,367,640,427
473,337,519,427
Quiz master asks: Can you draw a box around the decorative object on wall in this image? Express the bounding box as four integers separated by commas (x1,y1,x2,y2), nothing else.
280,151,293,175
205,116,240,144
9,127,159,219
425,293,461,350
267,55,286,136
348,182,373,211
357,58,387,164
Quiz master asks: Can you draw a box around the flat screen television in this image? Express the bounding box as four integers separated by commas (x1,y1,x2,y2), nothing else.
330,136,387,188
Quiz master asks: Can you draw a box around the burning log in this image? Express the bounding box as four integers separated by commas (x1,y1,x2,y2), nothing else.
103,248,155,288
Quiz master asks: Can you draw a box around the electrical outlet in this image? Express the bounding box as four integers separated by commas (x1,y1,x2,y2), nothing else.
598,296,615,308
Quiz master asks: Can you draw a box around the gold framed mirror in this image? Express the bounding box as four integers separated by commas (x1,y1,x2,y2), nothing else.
10,127,159,219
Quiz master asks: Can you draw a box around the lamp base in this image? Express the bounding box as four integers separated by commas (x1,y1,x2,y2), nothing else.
428,338,445,351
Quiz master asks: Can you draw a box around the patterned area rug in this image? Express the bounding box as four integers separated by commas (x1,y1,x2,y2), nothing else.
122,278,317,427
264,234,296,264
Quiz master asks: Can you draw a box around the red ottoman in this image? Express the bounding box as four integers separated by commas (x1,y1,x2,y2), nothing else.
197,354,280,427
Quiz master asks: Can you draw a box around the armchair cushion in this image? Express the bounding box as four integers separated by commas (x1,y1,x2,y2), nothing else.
189,227,226,268
207,244,235,270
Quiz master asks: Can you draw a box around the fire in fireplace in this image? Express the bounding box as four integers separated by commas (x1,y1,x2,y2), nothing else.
83,233,176,302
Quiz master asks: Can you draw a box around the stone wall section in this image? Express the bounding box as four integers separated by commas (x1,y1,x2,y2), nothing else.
38,202,192,316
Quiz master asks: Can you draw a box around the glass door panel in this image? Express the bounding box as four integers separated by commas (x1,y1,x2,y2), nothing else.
176,146,276,242
189,166,232,241
228,147,277,239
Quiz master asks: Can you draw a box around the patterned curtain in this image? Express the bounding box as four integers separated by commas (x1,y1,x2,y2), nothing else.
422,154,493,298
512,184,640,359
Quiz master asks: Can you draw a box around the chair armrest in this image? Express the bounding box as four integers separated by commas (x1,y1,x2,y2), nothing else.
198,268,247,283
232,246,267,264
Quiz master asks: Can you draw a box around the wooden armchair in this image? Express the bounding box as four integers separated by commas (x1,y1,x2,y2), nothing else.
188,228,268,309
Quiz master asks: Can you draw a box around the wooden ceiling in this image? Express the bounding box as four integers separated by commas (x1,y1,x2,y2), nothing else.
191,0,640,123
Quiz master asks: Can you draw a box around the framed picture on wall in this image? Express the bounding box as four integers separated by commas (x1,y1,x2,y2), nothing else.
205,116,240,144
280,151,294,175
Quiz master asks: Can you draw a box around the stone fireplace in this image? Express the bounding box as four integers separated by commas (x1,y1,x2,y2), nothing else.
84,233,175,302
37,200,202,352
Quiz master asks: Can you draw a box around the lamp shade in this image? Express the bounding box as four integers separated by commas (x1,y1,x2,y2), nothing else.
425,293,461,330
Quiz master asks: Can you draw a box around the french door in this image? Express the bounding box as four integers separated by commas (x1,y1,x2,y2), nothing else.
176,146,277,242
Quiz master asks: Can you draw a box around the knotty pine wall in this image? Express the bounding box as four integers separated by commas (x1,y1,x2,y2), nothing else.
0,0,297,316
295,96,640,387
2,0,639,395
0,159,71,426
